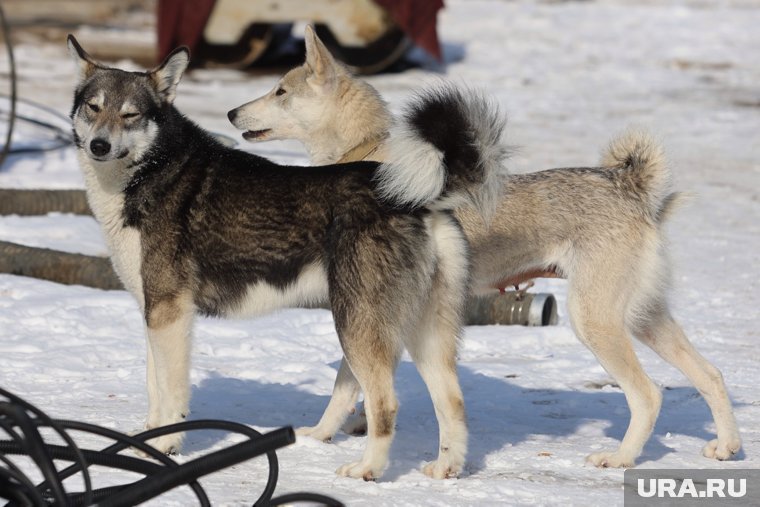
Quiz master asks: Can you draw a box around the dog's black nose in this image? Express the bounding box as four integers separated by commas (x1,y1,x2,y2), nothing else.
90,139,111,157
227,108,238,123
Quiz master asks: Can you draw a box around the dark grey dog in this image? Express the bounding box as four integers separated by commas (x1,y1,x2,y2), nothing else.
67,35,509,480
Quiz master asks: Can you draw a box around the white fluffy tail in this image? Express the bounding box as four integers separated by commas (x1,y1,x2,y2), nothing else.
601,129,681,222
373,85,509,222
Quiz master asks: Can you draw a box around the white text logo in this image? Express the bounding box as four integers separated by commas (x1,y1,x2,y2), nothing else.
637,478,747,499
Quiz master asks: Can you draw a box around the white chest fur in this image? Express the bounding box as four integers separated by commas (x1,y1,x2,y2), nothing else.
79,154,144,308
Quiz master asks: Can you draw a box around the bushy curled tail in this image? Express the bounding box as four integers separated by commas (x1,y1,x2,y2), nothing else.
601,129,684,223
373,84,509,222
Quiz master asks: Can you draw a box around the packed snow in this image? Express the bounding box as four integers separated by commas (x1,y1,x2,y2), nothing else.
1,0,758,505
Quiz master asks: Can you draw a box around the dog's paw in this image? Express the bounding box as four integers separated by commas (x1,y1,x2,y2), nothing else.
702,437,741,460
336,461,380,481
586,451,634,468
295,425,334,443
422,459,462,479
341,413,368,436
136,433,183,458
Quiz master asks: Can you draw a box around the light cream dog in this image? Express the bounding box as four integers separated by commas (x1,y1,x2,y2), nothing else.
228,26,742,469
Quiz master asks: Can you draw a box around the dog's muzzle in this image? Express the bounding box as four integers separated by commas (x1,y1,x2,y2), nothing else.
227,107,270,141
90,139,111,157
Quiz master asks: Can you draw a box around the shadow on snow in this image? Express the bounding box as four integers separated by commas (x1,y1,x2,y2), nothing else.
183,359,730,478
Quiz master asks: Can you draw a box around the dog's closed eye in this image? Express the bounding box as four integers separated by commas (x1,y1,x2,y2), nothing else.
122,112,140,119
87,103,100,113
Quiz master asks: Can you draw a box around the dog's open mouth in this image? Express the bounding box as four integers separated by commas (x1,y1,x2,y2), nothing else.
242,129,271,141
90,149,129,162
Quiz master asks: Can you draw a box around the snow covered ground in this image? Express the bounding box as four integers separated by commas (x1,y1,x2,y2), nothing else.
1,0,759,505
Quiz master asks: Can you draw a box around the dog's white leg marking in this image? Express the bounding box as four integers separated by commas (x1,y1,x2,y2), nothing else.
405,213,468,479
143,296,194,454
635,312,741,460
145,338,161,430
568,282,662,468
297,358,361,441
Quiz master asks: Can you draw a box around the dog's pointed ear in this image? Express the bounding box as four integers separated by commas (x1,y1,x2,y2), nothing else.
67,34,98,81
304,25,338,87
150,46,190,104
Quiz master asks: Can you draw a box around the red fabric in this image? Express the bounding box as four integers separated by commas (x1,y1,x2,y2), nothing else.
373,0,444,60
157,0,217,62
156,0,443,63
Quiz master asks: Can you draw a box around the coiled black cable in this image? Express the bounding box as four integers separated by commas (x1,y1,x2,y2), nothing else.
0,2,17,168
0,96,74,155
0,387,344,506
0,4,74,170
0,388,93,506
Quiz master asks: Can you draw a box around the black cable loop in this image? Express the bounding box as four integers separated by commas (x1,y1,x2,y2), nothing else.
0,3,17,169
1,4,73,167
1,387,343,506
0,95,75,154
0,388,93,506
0,455,47,506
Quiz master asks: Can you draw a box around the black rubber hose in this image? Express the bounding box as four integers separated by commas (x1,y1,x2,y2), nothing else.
42,419,284,506
0,441,163,477
0,462,46,506
0,2,17,169
1,387,342,506
0,387,93,506
268,492,347,507
37,419,209,507
0,404,67,506
99,427,295,507
111,420,283,505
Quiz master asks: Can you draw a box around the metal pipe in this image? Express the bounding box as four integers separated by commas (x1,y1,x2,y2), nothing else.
466,291,558,327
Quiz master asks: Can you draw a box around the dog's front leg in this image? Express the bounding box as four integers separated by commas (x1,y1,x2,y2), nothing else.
143,293,194,454
145,339,161,430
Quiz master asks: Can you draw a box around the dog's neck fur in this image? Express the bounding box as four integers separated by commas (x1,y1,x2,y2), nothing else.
77,153,145,304
305,77,392,165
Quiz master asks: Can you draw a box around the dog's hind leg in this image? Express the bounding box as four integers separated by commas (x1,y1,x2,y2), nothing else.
327,228,428,479
634,310,741,460
327,217,440,479
143,292,194,454
333,320,402,480
297,358,362,441
568,276,662,468
404,213,469,479
407,295,468,480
